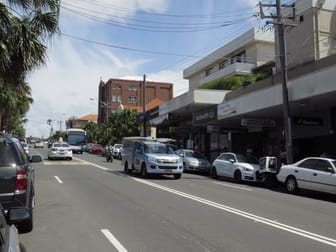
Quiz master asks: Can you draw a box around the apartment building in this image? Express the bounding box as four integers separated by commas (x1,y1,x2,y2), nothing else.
98,78,173,123
183,27,275,90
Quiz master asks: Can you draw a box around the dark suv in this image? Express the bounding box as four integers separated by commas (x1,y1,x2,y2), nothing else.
0,133,41,233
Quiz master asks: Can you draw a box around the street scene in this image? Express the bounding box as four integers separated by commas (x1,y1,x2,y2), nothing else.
1,0,336,251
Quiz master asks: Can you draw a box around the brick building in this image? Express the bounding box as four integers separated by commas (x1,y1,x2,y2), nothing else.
98,78,173,123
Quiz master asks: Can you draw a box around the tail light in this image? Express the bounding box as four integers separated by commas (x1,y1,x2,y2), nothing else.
15,168,27,194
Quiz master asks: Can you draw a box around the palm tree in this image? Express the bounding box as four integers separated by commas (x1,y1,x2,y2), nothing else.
0,0,60,132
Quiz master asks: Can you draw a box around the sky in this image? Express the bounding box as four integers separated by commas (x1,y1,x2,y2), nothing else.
25,0,261,138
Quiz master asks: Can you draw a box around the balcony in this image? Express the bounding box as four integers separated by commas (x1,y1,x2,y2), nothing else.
199,62,255,85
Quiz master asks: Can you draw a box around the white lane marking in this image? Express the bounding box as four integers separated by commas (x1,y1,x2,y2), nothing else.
54,176,63,184
213,181,253,191
70,157,336,247
101,229,128,252
132,177,336,248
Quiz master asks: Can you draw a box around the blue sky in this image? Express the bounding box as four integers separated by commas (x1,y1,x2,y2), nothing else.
25,0,260,138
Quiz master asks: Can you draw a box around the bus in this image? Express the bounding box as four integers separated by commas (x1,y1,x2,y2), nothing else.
65,128,86,154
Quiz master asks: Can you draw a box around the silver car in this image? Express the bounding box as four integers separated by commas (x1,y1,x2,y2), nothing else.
47,142,73,160
211,152,260,182
176,149,211,174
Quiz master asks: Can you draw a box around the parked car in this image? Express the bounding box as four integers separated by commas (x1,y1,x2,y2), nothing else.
0,133,42,233
88,144,105,155
0,205,32,251
47,142,73,160
112,144,122,159
211,152,260,183
277,157,336,194
176,149,211,174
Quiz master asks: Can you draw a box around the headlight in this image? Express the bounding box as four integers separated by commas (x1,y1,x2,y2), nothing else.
177,158,183,163
241,166,253,171
148,156,157,162
189,160,198,165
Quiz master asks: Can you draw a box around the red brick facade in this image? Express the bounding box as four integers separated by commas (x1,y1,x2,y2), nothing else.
98,78,173,123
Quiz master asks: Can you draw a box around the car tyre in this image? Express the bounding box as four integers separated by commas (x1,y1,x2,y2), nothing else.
211,167,217,179
285,176,298,193
234,170,242,183
174,173,182,179
141,163,148,178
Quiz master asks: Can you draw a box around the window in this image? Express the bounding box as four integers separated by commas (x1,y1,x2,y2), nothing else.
128,96,132,104
219,60,228,70
298,159,317,170
117,95,122,102
112,95,116,102
231,51,246,64
133,96,137,104
315,160,333,172
205,67,213,76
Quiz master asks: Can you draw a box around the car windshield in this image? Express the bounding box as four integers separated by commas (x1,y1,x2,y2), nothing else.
236,154,259,164
144,144,175,154
185,151,206,159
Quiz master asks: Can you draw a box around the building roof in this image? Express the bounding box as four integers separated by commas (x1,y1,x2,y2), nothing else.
77,114,98,121
107,78,173,87
122,98,165,113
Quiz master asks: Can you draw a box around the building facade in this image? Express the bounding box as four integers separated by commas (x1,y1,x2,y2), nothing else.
98,78,173,123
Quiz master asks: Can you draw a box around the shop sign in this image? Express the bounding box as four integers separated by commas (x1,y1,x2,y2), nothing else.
193,106,217,125
218,102,237,120
241,118,276,128
294,117,323,126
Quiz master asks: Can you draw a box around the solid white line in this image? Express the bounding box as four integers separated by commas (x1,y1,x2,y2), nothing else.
101,229,128,252
213,181,253,191
132,177,336,248
54,176,63,184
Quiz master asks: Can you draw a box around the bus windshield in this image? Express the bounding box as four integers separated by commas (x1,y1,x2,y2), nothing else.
66,129,86,146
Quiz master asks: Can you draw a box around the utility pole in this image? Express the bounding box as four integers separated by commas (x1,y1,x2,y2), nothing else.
259,0,295,164
142,74,147,137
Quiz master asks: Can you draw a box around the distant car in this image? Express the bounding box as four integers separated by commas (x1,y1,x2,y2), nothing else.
34,141,44,148
112,144,122,159
47,142,73,160
88,144,105,155
211,152,260,182
0,205,32,251
47,139,56,148
0,133,41,233
277,157,336,194
176,149,211,174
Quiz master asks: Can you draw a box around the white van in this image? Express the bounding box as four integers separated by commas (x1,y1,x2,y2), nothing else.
121,137,183,179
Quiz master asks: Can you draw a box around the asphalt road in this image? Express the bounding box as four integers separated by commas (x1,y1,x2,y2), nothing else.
19,148,336,252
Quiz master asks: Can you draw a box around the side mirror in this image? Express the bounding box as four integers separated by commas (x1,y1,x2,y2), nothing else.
6,207,31,225
30,155,42,163
229,159,235,163
326,167,335,173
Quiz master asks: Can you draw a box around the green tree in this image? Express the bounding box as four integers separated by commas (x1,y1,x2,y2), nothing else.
0,0,60,133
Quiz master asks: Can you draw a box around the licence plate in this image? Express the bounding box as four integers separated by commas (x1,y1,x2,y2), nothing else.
165,169,172,173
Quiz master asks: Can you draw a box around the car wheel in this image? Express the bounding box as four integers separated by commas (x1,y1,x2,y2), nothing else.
174,173,182,179
285,176,298,193
141,163,148,178
234,170,242,183
211,167,217,179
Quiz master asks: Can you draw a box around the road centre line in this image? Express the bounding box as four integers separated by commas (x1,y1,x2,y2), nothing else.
213,181,253,191
132,177,336,248
101,229,128,252
54,176,63,184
